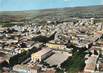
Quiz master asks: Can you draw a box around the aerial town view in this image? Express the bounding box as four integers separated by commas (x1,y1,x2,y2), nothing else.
0,0,103,73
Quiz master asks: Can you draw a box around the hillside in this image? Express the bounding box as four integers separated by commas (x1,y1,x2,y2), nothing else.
0,5,103,22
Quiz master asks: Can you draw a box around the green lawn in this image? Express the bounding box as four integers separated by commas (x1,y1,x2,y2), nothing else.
61,50,86,73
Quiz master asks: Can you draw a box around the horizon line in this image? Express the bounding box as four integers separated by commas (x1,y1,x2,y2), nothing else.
0,4,102,12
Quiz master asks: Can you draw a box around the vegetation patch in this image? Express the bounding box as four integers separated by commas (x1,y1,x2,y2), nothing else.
61,50,86,73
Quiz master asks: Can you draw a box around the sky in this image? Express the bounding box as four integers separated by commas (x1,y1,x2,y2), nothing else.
0,0,103,11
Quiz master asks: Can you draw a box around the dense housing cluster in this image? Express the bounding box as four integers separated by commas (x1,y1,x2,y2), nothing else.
0,17,103,73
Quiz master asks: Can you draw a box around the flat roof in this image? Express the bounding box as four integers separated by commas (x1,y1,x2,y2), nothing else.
45,51,72,66
32,48,52,56
84,55,98,72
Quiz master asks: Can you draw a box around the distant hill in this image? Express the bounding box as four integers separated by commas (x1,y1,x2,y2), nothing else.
0,5,103,22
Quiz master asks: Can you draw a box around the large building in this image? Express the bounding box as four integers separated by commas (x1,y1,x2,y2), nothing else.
84,54,98,73
31,48,53,62
13,64,41,73
45,51,72,67
46,43,66,50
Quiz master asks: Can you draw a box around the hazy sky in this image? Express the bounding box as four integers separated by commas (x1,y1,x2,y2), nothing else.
0,0,103,11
